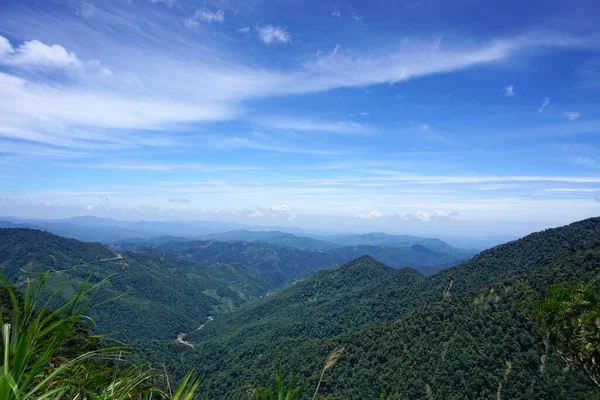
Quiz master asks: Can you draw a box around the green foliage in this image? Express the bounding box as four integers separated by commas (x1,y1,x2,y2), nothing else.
531,280,600,388
0,229,278,341
0,272,202,400
179,217,600,399
112,236,472,279
251,369,312,400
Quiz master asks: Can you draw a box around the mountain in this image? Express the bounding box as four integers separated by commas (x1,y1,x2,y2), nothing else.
436,234,521,250
316,232,462,251
149,217,600,398
111,238,474,281
0,228,277,341
195,230,341,250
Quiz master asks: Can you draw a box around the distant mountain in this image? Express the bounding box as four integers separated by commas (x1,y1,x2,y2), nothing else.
111,238,475,281
158,217,600,399
195,230,341,250
0,228,277,340
435,234,520,250
315,232,460,251
0,216,253,242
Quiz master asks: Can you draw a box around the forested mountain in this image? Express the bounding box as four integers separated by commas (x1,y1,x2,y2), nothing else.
195,230,341,250
0,228,277,340
314,232,465,251
144,217,600,399
112,238,473,281
3,218,600,398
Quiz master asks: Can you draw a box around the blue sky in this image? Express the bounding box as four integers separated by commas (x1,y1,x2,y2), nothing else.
0,0,599,236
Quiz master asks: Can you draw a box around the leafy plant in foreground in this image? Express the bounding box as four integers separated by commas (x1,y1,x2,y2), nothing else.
531,280,600,389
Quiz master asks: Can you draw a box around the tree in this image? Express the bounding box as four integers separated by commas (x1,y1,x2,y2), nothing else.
531,280,600,388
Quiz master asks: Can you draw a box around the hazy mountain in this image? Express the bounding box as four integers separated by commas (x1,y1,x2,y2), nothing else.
0,216,512,252
112,238,475,281
195,230,341,250
314,232,467,251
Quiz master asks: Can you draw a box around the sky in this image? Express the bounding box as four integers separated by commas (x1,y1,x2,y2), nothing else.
0,0,599,236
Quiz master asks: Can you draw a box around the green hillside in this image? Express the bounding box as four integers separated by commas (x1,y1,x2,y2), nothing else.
112,238,473,282
0,228,276,341
155,217,600,399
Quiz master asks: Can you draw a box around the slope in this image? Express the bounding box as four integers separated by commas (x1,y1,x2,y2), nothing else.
0,228,276,341
164,217,600,398
112,238,473,283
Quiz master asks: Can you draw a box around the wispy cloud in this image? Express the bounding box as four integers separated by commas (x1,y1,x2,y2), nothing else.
216,135,349,155
576,57,600,90
237,26,250,33
169,198,191,203
256,117,370,134
572,156,599,168
271,204,291,212
562,111,581,120
357,210,384,219
351,12,363,21
504,84,515,97
331,6,341,18
185,9,225,28
79,2,95,19
66,161,260,172
392,210,457,221
538,96,550,113
256,26,290,44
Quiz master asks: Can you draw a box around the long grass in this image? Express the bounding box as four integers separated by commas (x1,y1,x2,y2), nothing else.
0,273,202,400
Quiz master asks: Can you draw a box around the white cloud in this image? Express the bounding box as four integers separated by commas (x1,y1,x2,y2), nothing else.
256,26,290,44
351,12,363,21
504,85,515,97
185,9,225,27
0,36,14,57
538,97,550,113
243,205,265,218
237,26,250,33
0,26,593,158
331,7,341,17
271,204,291,212
0,36,80,68
169,198,191,203
84,204,95,210
357,209,384,219
562,111,581,120
332,44,340,56
393,210,457,221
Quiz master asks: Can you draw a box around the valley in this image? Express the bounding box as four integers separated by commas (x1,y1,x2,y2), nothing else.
0,217,599,398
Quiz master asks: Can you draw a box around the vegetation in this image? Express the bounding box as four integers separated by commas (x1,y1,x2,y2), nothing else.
161,217,600,399
530,280,600,389
2,217,600,398
0,273,202,399
112,237,472,281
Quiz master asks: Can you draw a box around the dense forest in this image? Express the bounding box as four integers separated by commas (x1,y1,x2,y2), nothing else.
147,217,600,399
112,237,473,281
1,218,600,398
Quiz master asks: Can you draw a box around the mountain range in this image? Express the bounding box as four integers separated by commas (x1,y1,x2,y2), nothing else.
0,216,517,250
1,217,598,398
